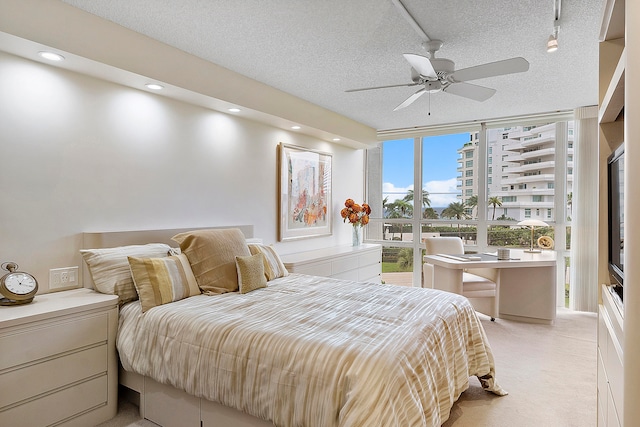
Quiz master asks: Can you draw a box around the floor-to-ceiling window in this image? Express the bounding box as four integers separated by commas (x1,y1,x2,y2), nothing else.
366,117,574,303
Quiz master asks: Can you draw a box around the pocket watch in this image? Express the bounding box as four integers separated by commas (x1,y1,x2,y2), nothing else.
0,262,38,306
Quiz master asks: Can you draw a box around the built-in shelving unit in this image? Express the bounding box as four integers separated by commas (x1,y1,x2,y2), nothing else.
597,0,625,426
599,48,625,124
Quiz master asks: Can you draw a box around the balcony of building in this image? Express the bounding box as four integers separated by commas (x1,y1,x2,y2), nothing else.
502,152,525,162
508,160,556,174
520,147,556,159
520,134,555,149
501,173,555,186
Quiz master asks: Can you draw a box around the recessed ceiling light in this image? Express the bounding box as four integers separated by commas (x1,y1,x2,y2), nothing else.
145,83,163,90
228,108,241,113
38,51,64,61
291,126,301,130
332,138,341,142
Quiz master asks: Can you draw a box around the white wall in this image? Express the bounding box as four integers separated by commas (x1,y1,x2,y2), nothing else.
0,51,365,292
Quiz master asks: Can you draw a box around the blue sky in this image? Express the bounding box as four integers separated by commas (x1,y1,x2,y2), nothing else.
382,133,470,207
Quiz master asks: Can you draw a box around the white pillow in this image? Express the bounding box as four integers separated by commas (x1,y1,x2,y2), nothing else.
80,243,172,304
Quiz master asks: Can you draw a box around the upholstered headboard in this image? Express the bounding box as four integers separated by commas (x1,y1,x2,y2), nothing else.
81,225,254,289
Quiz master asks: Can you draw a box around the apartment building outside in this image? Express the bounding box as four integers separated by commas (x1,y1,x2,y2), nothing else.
457,123,574,222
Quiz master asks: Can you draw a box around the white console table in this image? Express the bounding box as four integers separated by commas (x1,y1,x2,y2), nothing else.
280,244,382,284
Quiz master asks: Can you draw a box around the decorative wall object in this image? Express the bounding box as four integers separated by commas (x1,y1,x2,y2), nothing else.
278,143,332,241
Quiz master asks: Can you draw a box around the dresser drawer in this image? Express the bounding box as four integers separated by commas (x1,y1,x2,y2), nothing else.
1,375,108,427
0,313,108,370
358,263,381,283
358,250,381,267
291,261,332,276
332,269,359,282
0,344,107,408
331,255,358,275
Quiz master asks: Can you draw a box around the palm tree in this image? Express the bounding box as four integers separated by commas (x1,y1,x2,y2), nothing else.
423,207,439,219
567,192,573,220
397,248,413,270
382,196,390,218
403,189,431,210
466,195,478,218
388,199,413,218
488,196,502,220
442,202,469,233
385,199,413,240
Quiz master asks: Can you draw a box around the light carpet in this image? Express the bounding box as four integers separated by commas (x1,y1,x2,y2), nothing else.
98,307,597,427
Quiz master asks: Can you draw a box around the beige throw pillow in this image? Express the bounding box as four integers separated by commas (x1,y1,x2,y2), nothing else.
248,243,289,281
236,253,268,294
128,254,201,313
172,228,250,294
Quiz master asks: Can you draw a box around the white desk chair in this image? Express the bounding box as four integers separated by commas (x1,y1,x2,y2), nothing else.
423,237,498,321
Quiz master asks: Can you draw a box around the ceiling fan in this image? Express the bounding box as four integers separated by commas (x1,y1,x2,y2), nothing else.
346,40,530,111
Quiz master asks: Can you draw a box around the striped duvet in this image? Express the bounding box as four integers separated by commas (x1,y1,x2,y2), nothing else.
118,274,505,426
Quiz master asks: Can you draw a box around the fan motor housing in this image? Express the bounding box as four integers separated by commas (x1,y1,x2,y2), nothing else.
430,58,455,76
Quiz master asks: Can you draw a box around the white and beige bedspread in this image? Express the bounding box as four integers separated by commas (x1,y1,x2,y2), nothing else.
118,274,505,427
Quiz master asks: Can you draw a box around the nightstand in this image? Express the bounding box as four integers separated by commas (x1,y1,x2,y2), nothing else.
0,288,118,427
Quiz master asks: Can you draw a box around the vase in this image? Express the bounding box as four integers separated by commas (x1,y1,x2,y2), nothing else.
352,226,362,246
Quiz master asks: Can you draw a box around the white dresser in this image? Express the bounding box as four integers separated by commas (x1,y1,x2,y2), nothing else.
280,244,382,284
0,288,119,427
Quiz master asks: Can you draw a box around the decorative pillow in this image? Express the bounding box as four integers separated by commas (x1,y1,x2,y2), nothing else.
248,243,289,281
172,228,251,294
80,243,172,304
128,254,201,313
235,253,268,294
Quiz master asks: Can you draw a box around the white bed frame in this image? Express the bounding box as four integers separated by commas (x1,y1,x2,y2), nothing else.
82,226,273,427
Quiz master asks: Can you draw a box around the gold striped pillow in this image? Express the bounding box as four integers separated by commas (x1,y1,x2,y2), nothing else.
248,244,289,281
128,254,201,313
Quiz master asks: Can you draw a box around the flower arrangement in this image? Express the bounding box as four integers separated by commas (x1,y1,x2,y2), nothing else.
340,198,371,227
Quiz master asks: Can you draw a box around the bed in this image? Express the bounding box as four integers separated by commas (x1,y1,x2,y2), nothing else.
81,226,506,427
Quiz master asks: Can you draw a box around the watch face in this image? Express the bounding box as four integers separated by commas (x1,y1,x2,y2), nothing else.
5,273,37,295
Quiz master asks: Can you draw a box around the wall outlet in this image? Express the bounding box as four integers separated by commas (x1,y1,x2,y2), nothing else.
49,266,79,290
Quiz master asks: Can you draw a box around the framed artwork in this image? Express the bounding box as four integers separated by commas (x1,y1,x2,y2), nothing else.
278,143,332,241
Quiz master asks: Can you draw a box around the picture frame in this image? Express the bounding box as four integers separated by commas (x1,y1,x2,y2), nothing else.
278,143,332,241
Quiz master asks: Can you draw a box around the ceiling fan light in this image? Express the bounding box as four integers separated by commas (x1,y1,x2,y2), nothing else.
546,34,558,52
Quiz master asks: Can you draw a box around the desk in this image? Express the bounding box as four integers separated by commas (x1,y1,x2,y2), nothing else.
423,250,557,324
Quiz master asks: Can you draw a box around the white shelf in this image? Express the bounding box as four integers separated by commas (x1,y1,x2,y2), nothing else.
600,0,625,42
599,48,625,124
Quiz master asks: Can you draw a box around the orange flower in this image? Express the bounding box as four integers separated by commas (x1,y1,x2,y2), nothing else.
342,198,371,228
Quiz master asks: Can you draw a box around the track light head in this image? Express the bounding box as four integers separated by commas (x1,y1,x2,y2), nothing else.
547,34,558,52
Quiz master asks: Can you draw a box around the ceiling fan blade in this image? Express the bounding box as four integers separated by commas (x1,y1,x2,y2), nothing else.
450,57,529,82
345,82,418,93
403,53,437,79
443,82,496,102
393,88,427,111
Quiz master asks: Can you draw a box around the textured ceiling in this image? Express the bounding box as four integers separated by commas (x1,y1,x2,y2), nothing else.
61,0,603,132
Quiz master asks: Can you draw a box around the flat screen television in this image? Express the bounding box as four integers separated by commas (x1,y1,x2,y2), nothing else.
607,144,624,302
